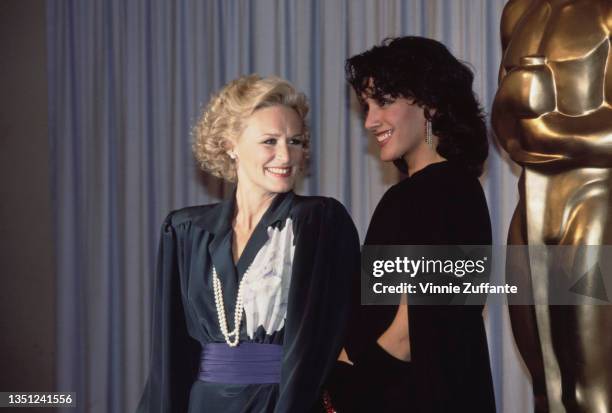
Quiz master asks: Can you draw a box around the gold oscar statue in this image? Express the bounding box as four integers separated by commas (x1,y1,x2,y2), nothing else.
492,0,612,412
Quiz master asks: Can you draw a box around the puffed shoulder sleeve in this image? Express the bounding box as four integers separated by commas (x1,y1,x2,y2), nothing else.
275,198,361,413
136,213,200,413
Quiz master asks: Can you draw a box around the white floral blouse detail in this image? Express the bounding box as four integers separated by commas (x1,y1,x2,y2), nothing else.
241,218,294,339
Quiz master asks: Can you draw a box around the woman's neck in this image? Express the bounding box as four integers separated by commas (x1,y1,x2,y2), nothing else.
234,185,277,232
403,138,446,177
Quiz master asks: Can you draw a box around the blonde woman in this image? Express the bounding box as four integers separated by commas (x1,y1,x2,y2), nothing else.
137,75,359,412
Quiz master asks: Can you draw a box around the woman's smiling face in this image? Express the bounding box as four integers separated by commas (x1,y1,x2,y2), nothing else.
231,105,305,196
362,95,428,162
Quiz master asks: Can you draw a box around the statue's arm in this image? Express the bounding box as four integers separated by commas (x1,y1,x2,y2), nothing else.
493,1,612,167
498,0,533,85
515,104,612,167
494,0,536,158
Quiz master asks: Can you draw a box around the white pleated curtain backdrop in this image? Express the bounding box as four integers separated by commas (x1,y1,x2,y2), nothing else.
47,1,530,412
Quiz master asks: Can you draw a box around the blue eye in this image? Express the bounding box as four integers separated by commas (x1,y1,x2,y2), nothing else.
263,138,277,145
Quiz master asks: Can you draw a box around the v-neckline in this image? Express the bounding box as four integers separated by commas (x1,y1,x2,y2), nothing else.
232,216,269,274
231,203,272,267
231,191,293,279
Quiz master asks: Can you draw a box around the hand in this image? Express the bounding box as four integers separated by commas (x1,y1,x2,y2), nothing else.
496,58,556,120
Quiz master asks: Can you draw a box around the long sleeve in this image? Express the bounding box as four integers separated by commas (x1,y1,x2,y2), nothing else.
136,214,200,413
274,199,360,413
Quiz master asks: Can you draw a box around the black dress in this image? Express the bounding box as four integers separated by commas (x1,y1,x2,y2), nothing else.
333,161,496,412
136,191,360,413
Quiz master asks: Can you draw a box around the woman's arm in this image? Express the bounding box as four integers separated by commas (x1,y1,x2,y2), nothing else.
136,214,200,413
376,301,410,362
275,199,360,413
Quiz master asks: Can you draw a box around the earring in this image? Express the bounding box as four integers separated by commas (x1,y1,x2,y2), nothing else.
425,119,433,146
228,151,236,160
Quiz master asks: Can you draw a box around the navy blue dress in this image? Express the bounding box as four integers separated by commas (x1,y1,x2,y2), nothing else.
136,191,360,413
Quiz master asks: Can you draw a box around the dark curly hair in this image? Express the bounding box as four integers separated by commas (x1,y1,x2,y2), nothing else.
345,36,488,177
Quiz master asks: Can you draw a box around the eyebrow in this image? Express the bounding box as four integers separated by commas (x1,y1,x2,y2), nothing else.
259,132,303,138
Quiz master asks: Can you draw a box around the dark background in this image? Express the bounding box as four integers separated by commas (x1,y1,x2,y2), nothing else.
0,0,56,397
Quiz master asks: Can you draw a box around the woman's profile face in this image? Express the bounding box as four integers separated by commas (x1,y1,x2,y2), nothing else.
362,95,427,162
231,104,305,196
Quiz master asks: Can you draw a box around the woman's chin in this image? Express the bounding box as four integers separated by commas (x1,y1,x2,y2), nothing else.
265,182,296,194
379,151,399,162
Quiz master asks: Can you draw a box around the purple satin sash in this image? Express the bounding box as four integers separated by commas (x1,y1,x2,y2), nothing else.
198,343,283,384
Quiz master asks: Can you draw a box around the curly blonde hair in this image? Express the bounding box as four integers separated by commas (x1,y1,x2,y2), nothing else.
192,74,310,182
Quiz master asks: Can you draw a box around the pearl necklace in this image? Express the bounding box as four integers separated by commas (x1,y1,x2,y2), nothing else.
212,265,251,347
